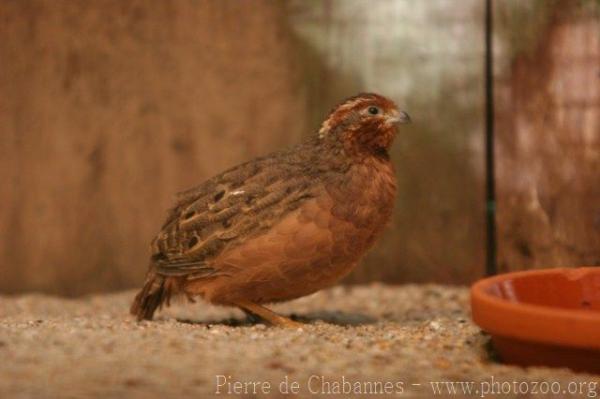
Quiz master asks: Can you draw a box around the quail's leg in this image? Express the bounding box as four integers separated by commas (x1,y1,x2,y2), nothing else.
234,300,303,329
241,309,262,325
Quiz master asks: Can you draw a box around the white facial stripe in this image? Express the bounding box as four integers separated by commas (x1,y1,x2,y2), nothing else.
318,98,373,138
318,119,332,138
336,98,365,112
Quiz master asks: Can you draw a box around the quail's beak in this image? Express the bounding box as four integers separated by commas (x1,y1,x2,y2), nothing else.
386,110,411,125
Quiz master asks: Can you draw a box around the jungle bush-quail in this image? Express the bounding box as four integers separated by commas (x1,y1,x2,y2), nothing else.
131,93,410,327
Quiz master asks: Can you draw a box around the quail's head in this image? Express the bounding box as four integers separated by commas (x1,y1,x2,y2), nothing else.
318,93,410,153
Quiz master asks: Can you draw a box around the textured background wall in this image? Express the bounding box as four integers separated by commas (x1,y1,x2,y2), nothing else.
0,0,598,296
494,0,600,271
0,1,309,295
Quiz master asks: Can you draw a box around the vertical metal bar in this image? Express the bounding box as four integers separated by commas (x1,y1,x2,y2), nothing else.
485,0,498,276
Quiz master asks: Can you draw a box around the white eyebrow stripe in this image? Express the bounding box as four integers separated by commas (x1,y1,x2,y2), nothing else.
230,189,245,196
318,97,373,138
337,99,364,111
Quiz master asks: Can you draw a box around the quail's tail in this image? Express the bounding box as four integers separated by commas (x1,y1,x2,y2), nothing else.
130,272,172,321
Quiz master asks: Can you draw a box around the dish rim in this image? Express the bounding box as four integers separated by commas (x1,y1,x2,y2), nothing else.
470,267,600,349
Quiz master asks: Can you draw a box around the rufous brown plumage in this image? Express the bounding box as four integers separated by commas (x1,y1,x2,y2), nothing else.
130,93,410,327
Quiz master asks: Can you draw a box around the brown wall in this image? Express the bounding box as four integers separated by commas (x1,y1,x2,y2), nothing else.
0,1,598,296
0,1,308,295
496,1,600,271
495,2,600,271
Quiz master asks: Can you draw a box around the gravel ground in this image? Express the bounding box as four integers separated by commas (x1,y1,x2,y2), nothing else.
1,284,598,399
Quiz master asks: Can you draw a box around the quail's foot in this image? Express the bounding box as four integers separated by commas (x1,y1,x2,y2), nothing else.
236,300,304,329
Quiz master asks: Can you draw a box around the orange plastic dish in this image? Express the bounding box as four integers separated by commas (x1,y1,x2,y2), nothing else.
471,267,600,374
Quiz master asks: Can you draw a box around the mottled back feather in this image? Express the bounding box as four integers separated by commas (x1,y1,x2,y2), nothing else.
150,138,350,278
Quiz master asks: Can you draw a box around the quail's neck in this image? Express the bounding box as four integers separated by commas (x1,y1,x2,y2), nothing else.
316,128,393,164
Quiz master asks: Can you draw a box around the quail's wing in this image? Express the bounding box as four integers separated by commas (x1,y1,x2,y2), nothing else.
151,155,316,278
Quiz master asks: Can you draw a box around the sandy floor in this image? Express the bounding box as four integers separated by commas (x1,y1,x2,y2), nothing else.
1,284,598,398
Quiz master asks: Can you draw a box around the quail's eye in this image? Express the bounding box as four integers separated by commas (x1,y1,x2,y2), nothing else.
368,106,380,115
